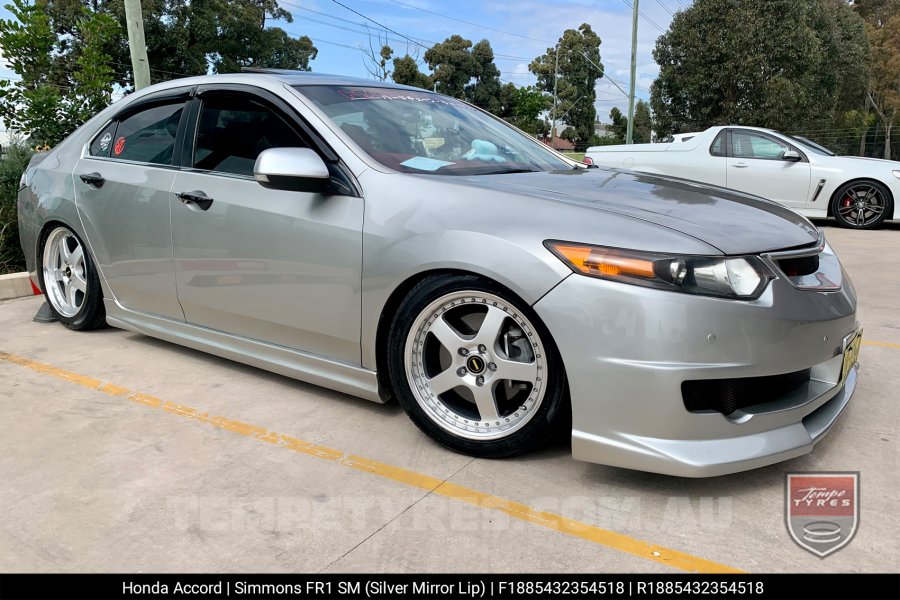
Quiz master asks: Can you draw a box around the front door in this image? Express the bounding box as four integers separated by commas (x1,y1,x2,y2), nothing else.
73,94,190,320
170,89,363,364
726,129,811,210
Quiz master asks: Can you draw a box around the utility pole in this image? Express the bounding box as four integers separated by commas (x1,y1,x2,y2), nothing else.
551,44,559,144
626,0,639,144
123,0,151,90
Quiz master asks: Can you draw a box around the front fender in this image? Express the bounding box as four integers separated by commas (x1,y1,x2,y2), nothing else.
360,228,570,370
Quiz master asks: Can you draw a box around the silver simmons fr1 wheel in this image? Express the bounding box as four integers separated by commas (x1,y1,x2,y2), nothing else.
42,227,88,317
404,290,547,441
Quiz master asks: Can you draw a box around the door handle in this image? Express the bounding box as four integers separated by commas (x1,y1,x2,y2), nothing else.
176,191,214,211
731,162,749,168
79,172,105,188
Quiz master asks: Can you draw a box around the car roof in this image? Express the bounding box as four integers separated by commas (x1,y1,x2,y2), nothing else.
134,69,427,94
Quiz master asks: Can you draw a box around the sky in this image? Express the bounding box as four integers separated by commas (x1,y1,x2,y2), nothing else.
0,0,690,126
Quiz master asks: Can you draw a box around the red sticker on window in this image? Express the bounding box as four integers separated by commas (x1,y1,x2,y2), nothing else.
113,136,125,156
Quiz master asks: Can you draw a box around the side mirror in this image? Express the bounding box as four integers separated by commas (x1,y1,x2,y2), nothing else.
782,150,801,162
254,147,330,193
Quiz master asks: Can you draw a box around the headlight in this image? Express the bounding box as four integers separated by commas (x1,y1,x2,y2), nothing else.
892,170,900,179
545,241,772,299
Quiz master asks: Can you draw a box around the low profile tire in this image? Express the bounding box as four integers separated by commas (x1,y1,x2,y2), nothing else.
39,225,106,331
831,180,892,229
387,274,568,458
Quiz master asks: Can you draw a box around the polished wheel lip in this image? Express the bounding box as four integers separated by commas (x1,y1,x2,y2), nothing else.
42,227,87,318
837,184,886,227
404,290,547,441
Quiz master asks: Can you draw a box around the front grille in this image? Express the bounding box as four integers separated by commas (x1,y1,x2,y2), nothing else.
682,368,812,415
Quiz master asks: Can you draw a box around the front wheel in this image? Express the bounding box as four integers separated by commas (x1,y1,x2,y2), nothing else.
40,225,106,330
831,180,892,229
387,274,568,458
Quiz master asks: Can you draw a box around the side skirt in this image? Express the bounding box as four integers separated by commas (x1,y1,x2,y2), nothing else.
104,298,384,403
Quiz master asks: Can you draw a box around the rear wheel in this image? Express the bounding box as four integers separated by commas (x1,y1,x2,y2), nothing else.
40,226,106,330
387,274,567,458
831,180,891,229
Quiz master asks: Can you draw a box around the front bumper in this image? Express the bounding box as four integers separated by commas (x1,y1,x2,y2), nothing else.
534,269,858,477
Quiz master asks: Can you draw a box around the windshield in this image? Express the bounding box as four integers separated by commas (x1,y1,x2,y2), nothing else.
785,134,836,157
296,85,572,175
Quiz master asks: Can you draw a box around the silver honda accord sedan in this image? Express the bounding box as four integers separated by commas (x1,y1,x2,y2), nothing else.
17,71,861,476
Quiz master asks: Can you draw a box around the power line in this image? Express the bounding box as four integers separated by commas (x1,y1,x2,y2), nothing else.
621,0,666,33
327,0,428,52
384,0,555,45
653,0,674,16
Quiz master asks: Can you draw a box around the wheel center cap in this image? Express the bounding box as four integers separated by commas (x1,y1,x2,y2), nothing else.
466,355,486,374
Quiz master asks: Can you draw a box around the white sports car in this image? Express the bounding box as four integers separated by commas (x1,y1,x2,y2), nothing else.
586,125,900,229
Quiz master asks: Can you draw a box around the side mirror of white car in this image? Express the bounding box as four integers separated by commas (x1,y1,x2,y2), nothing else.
782,150,801,162
254,147,330,193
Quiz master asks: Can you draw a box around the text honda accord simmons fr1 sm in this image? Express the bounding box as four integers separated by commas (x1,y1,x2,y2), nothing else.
18,71,861,477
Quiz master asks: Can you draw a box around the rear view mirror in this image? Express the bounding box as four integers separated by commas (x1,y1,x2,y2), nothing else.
254,147,330,193
782,150,801,162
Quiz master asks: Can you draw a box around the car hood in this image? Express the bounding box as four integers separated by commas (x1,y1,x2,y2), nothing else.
458,168,820,255
831,155,900,167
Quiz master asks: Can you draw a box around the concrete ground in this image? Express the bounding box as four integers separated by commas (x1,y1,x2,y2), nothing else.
0,222,897,573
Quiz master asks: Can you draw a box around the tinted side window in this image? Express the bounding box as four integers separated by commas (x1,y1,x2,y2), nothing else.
89,121,118,157
193,94,307,177
731,131,790,160
709,131,726,157
112,102,184,165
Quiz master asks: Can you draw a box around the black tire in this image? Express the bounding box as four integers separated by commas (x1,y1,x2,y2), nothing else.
386,273,568,458
38,225,107,331
831,180,892,229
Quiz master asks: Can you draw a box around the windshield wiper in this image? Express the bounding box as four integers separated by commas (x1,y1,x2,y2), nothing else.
479,167,541,175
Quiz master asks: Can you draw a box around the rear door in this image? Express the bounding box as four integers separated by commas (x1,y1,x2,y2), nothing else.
74,88,192,320
169,86,364,364
725,129,811,209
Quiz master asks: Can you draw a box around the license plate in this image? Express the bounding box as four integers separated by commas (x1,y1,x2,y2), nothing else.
841,329,862,382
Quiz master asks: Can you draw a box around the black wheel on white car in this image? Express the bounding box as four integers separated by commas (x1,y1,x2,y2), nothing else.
387,273,568,458
40,225,106,330
831,180,892,229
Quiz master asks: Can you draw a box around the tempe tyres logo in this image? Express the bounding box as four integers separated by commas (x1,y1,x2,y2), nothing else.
785,472,859,557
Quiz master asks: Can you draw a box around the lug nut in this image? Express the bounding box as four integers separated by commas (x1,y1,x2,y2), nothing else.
476,375,485,386
457,367,467,376
458,347,469,356
488,362,497,371
478,344,486,353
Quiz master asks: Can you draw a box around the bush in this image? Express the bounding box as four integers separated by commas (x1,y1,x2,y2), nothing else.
0,139,34,274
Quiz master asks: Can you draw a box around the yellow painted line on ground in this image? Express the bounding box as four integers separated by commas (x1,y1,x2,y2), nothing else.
863,339,900,350
0,350,741,574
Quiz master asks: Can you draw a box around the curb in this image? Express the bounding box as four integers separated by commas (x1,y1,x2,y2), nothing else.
0,272,42,301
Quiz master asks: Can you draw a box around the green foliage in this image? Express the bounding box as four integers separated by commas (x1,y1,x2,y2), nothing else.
633,100,652,143
464,39,502,112
0,138,33,274
650,0,871,137
608,107,627,141
0,0,119,146
865,11,900,158
511,85,550,134
424,35,477,98
529,24,604,145
392,54,433,90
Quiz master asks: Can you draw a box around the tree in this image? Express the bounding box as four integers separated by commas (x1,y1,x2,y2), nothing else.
512,85,549,134
530,24,604,145
0,0,119,146
867,14,900,158
424,35,478,98
633,100,652,143
361,28,392,81
39,0,318,86
650,0,871,137
392,54,433,90
464,39,502,112
608,107,627,141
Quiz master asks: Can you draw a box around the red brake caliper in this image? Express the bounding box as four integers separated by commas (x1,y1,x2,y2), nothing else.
842,196,853,208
